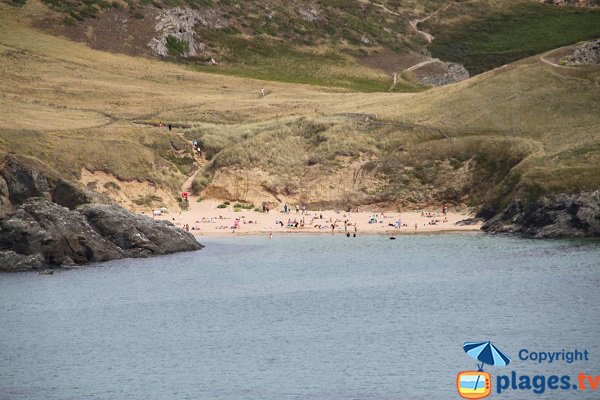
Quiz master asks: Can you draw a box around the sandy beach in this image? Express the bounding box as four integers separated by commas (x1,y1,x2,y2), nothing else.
152,199,482,236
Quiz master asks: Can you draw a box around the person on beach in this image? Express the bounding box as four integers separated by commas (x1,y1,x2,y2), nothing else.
302,204,306,214
295,204,299,214
284,203,288,214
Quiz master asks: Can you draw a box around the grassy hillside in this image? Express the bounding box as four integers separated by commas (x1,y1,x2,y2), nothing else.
426,2,600,74
6,0,599,91
1,3,599,213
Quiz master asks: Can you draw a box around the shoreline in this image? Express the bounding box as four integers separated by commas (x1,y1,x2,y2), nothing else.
190,228,483,238
153,199,482,237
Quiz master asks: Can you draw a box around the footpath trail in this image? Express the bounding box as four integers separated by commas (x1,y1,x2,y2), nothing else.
362,1,452,90
357,0,450,45
408,3,452,44
404,59,438,72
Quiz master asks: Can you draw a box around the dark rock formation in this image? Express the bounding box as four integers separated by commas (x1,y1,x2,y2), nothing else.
50,178,93,210
0,199,125,268
0,198,202,272
0,156,202,272
79,204,201,257
482,191,600,238
0,174,9,212
0,156,49,205
455,218,483,226
0,251,46,272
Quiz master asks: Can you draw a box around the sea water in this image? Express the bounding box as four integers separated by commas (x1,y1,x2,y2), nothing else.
1,233,599,399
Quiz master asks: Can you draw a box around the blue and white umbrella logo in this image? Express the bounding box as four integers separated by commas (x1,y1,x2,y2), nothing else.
463,341,511,371
462,341,510,396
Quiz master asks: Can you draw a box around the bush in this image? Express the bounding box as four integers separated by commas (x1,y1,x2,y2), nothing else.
103,181,121,191
165,36,189,57
133,195,162,206
217,203,228,209
234,202,254,209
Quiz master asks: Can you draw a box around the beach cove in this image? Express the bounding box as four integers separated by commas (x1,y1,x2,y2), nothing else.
154,200,482,236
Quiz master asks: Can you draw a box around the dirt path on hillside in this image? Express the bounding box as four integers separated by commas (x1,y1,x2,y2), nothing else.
182,167,201,194
409,3,452,44
540,51,573,69
357,0,401,16
538,48,593,84
359,1,453,84
358,0,450,44
404,59,438,72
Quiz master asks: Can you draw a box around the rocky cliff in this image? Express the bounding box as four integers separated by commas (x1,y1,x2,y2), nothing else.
566,39,600,65
482,191,600,238
147,7,227,58
0,156,202,272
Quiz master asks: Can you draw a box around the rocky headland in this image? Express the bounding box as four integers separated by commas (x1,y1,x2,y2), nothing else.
482,191,600,238
0,156,202,272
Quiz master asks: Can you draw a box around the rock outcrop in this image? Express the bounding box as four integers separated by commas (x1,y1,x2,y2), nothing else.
482,191,600,238
0,156,202,272
405,59,470,87
0,199,126,268
0,156,49,206
80,204,201,257
148,7,226,57
539,0,599,7
565,39,600,65
419,62,470,86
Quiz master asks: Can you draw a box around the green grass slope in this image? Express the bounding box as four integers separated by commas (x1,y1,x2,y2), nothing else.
427,2,600,75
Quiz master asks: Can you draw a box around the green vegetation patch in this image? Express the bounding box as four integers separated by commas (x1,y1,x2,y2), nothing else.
192,34,409,93
165,35,190,57
428,3,600,75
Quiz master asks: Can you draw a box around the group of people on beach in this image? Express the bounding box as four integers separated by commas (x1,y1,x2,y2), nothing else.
154,198,461,236
282,203,308,214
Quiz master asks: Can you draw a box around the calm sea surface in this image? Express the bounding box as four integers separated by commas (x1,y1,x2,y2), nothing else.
1,233,599,399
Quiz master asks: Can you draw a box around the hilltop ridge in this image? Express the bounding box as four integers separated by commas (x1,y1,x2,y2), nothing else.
6,0,600,91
